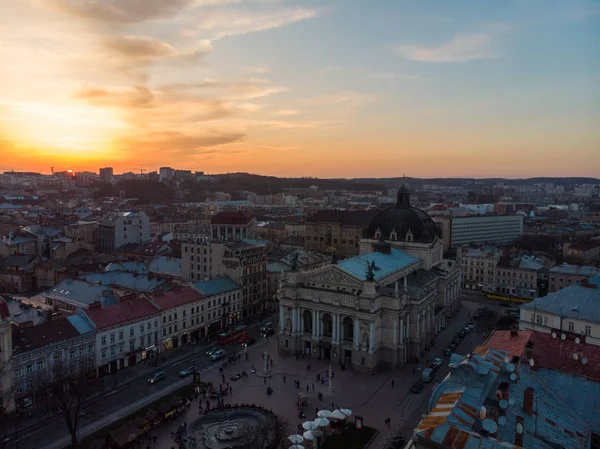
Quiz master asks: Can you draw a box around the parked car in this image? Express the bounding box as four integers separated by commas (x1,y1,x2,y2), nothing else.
458,330,466,337
210,349,226,361
509,312,520,319
410,381,424,393
444,348,453,357
473,313,480,320
148,371,166,384
433,357,443,367
179,367,195,377
421,367,435,383
390,436,406,448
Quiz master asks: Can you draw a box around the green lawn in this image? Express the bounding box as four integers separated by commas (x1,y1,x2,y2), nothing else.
322,426,378,449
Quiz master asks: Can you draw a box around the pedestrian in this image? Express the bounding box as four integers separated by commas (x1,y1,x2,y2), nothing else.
283,375,286,383
222,374,225,383
332,402,335,409
391,380,395,388
229,385,232,395
316,406,319,415
306,384,309,392
312,383,315,391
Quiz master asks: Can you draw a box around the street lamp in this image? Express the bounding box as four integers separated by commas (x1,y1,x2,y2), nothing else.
328,365,332,394
263,349,269,376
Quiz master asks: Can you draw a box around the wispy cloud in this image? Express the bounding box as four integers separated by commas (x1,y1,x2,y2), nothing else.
192,7,321,39
395,32,496,62
303,92,376,110
73,86,154,108
274,109,298,116
242,64,270,74
162,78,285,100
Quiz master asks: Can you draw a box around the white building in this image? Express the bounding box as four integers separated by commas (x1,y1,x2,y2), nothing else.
432,214,524,250
97,211,150,253
159,167,174,183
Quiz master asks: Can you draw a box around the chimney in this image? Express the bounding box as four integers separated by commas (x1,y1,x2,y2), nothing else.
515,416,524,447
523,387,534,415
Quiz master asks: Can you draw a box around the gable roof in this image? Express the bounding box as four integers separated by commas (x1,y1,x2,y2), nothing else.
80,271,167,293
148,287,201,310
12,318,81,355
84,297,159,330
46,279,117,307
148,256,182,277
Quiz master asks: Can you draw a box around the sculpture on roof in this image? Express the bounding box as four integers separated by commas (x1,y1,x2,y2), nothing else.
365,260,376,282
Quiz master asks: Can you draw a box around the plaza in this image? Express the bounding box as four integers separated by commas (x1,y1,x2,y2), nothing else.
145,300,482,449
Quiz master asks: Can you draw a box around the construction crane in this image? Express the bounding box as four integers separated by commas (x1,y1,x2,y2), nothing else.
129,166,146,174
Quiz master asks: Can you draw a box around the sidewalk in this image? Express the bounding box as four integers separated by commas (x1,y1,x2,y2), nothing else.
8,314,275,439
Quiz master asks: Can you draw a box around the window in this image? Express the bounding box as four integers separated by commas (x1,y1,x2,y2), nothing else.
163,316,166,324
183,309,186,317
102,350,107,359
119,343,124,353
568,322,574,332
79,347,85,356
119,330,124,340
536,315,543,325
88,344,93,353
130,327,134,337
70,350,76,359
101,336,107,345
154,320,158,328
129,341,135,352
15,369,22,378
163,328,166,336
111,347,116,356
54,354,60,365
147,322,151,331
140,324,144,333
140,335,145,346
585,326,591,336
110,333,115,343
16,386,22,395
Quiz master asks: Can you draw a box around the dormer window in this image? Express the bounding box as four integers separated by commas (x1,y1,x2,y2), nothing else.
389,228,397,241
405,230,414,242
374,227,382,239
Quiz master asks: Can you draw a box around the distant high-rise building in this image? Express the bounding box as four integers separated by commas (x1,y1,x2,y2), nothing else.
97,212,150,253
99,167,113,183
159,167,174,182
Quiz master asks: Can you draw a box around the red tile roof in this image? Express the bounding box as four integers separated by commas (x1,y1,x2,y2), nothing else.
527,331,600,381
12,318,80,355
211,211,254,225
148,287,203,310
484,329,531,360
85,297,159,330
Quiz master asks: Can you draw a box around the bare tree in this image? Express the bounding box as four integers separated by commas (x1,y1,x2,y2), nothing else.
36,361,92,447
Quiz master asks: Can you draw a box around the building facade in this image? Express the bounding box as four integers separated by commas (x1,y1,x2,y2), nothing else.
192,277,243,335
99,167,113,183
304,210,378,257
432,214,524,250
278,187,461,373
548,263,600,293
210,211,255,241
0,301,13,412
96,212,150,253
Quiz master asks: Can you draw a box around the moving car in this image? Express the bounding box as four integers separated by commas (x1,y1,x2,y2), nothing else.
210,349,226,361
179,367,195,377
261,328,275,337
242,337,256,346
410,381,424,393
206,347,220,357
148,371,166,384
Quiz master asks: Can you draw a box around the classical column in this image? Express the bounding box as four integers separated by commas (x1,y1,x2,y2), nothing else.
353,317,360,348
300,309,304,334
339,317,344,342
312,310,317,336
406,315,409,342
291,308,297,333
393,318,398,346
369,321,375,354
315,310,321,337
279,307,285,331
399,318,404,344
334,314,340,341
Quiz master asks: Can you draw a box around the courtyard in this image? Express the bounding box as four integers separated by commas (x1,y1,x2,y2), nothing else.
139,300,484,449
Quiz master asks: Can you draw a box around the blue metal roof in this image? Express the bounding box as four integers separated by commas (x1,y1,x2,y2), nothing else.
242,238,269,247
193,276,241,296
104,261,148,274
521,280,600,322
47,279,118,306
267,262,291,273
81,272,166,293
549,263,600,276
148,256,182,277
67,314,95,334
337,248,418,281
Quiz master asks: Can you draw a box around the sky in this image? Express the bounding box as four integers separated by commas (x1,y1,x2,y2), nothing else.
0,0,599,178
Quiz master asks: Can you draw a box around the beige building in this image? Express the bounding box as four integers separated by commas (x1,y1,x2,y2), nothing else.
64,221,96,244
278,187,461,373
563,241,600,264
182,240,268,319
0,233,37,257
457,246,501,291
304,210,378,257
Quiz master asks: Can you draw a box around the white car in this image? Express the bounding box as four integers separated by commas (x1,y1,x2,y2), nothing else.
210,349,226,361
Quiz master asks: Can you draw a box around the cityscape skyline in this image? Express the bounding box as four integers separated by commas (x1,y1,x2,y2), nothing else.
1,0,599,178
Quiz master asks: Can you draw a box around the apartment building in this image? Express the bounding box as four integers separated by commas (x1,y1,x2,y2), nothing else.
304,209,378,257
84,296,160,376
548,263,600,293
457,246,501,291
192,277,242,333
563,241,600,264
210,210,255,241
182,240,267,319
96,212,150,253
432,214,523,250
11,315,95,408
0,301,13,412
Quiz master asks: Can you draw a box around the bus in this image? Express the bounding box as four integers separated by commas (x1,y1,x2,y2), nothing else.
218,325,247,345
483,292,533,304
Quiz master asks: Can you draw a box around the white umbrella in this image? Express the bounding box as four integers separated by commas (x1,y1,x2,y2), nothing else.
315,417,330,427
288,446,305,449
329,409,346,420
302,421,319,431
288,435,304,444
303,431,315,441
317,410,331,418
339,408,352,417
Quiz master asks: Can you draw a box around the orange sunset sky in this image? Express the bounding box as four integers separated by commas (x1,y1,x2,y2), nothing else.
1,0,599,178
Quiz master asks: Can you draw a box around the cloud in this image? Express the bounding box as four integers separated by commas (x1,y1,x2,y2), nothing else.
162,78,285,100
303,92,376,110
73,85,154,108
274,109,298,116
395,33,495,62
193,7,321,39
45,0,196,23
101,35,212,65
242,64,270,74
117,130,245,156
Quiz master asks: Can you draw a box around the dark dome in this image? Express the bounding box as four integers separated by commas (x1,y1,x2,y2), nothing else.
367,186,437,243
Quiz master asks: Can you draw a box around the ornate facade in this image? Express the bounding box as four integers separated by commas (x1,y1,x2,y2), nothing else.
278,187,461,373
